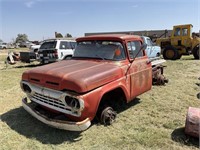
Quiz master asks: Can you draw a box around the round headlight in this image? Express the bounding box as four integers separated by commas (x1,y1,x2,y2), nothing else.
65,96,80,109
22,83,32,93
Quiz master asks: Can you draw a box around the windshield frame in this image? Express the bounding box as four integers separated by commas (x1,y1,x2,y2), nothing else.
72,40,126,61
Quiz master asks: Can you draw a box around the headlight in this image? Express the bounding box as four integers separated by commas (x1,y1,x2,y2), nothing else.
65,95,80,109
21,83,32,93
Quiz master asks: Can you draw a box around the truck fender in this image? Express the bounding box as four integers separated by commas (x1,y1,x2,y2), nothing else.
94,82,130,116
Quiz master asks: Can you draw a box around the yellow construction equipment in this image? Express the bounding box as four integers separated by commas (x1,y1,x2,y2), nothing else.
156,24,200,60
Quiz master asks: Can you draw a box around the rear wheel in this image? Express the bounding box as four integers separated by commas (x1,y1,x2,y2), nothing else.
193,45,199,59
163,46,178,60
63,55,72,60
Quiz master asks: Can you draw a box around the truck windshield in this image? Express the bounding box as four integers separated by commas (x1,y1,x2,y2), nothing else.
40,41,57,49
73,41,125,61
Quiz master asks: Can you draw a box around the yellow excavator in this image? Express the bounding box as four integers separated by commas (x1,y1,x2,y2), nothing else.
156,24,200,60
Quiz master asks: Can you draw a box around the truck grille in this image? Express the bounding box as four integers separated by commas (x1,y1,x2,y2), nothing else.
34,92,65,108
29,92,72,114
21,81,82,117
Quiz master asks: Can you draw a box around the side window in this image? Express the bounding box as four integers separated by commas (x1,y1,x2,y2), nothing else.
182,28,188,36
60,41,71,49
127,41,143,59
70,42,77,49
174,28,181,36
60,41,67,49
146,39,152,46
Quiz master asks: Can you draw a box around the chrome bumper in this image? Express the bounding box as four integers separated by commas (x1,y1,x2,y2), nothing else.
22,98,91,131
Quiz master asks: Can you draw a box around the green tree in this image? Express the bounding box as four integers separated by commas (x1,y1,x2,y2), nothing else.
65,33,72,38
15,34,29,43
0,39,3,43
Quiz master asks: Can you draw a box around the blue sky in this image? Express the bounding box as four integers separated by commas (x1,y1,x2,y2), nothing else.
0,0,199,42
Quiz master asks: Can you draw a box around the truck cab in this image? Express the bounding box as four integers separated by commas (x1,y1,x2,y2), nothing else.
141,36,161,58
171,24,193,50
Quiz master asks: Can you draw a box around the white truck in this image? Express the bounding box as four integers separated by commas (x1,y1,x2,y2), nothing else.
38,38,76,64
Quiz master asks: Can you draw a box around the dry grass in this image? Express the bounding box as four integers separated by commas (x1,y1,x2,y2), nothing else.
0,53,199,150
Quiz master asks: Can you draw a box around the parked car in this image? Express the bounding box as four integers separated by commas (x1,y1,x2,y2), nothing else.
19,41,36,48
0,43,7,49
38,38,76,64
30,44,41,53
141,36,161,58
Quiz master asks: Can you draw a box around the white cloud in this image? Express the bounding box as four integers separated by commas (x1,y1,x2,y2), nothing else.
24,0,43,8
25,1,35,8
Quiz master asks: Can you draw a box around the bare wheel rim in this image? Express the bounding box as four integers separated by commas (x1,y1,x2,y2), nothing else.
100,107,117,125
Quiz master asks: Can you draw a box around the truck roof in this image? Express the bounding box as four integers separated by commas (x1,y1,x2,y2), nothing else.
44,38,76,42
76,34,142,42
173,24,193,28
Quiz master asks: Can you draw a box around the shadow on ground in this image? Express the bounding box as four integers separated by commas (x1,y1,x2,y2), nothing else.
1,107,82,144
171,127,199,148
14,63,43,68
1,98,141,144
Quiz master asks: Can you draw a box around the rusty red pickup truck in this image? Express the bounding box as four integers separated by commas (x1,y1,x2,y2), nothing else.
21,34,167,131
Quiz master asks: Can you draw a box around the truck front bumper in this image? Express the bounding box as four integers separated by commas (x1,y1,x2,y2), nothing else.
22,97,91,131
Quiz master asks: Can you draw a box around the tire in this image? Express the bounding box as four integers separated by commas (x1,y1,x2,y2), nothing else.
163,46,178,60
192,45,199,59
63,56,72,60
34,49,38,53
156,53,161,57
100,106,117,126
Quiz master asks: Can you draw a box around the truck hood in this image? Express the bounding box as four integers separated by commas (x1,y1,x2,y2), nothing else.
22,60,123,93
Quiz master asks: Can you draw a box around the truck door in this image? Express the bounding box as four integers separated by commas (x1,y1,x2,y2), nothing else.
59,41,68,60
171,27,182,46
180,27,192,48
127,41,152,100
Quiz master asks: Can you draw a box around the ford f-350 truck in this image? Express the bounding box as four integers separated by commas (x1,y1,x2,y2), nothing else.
21,34,167,131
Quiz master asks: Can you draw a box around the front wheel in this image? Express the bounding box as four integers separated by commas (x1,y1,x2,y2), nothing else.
163,46,178,60
100,107,117,125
